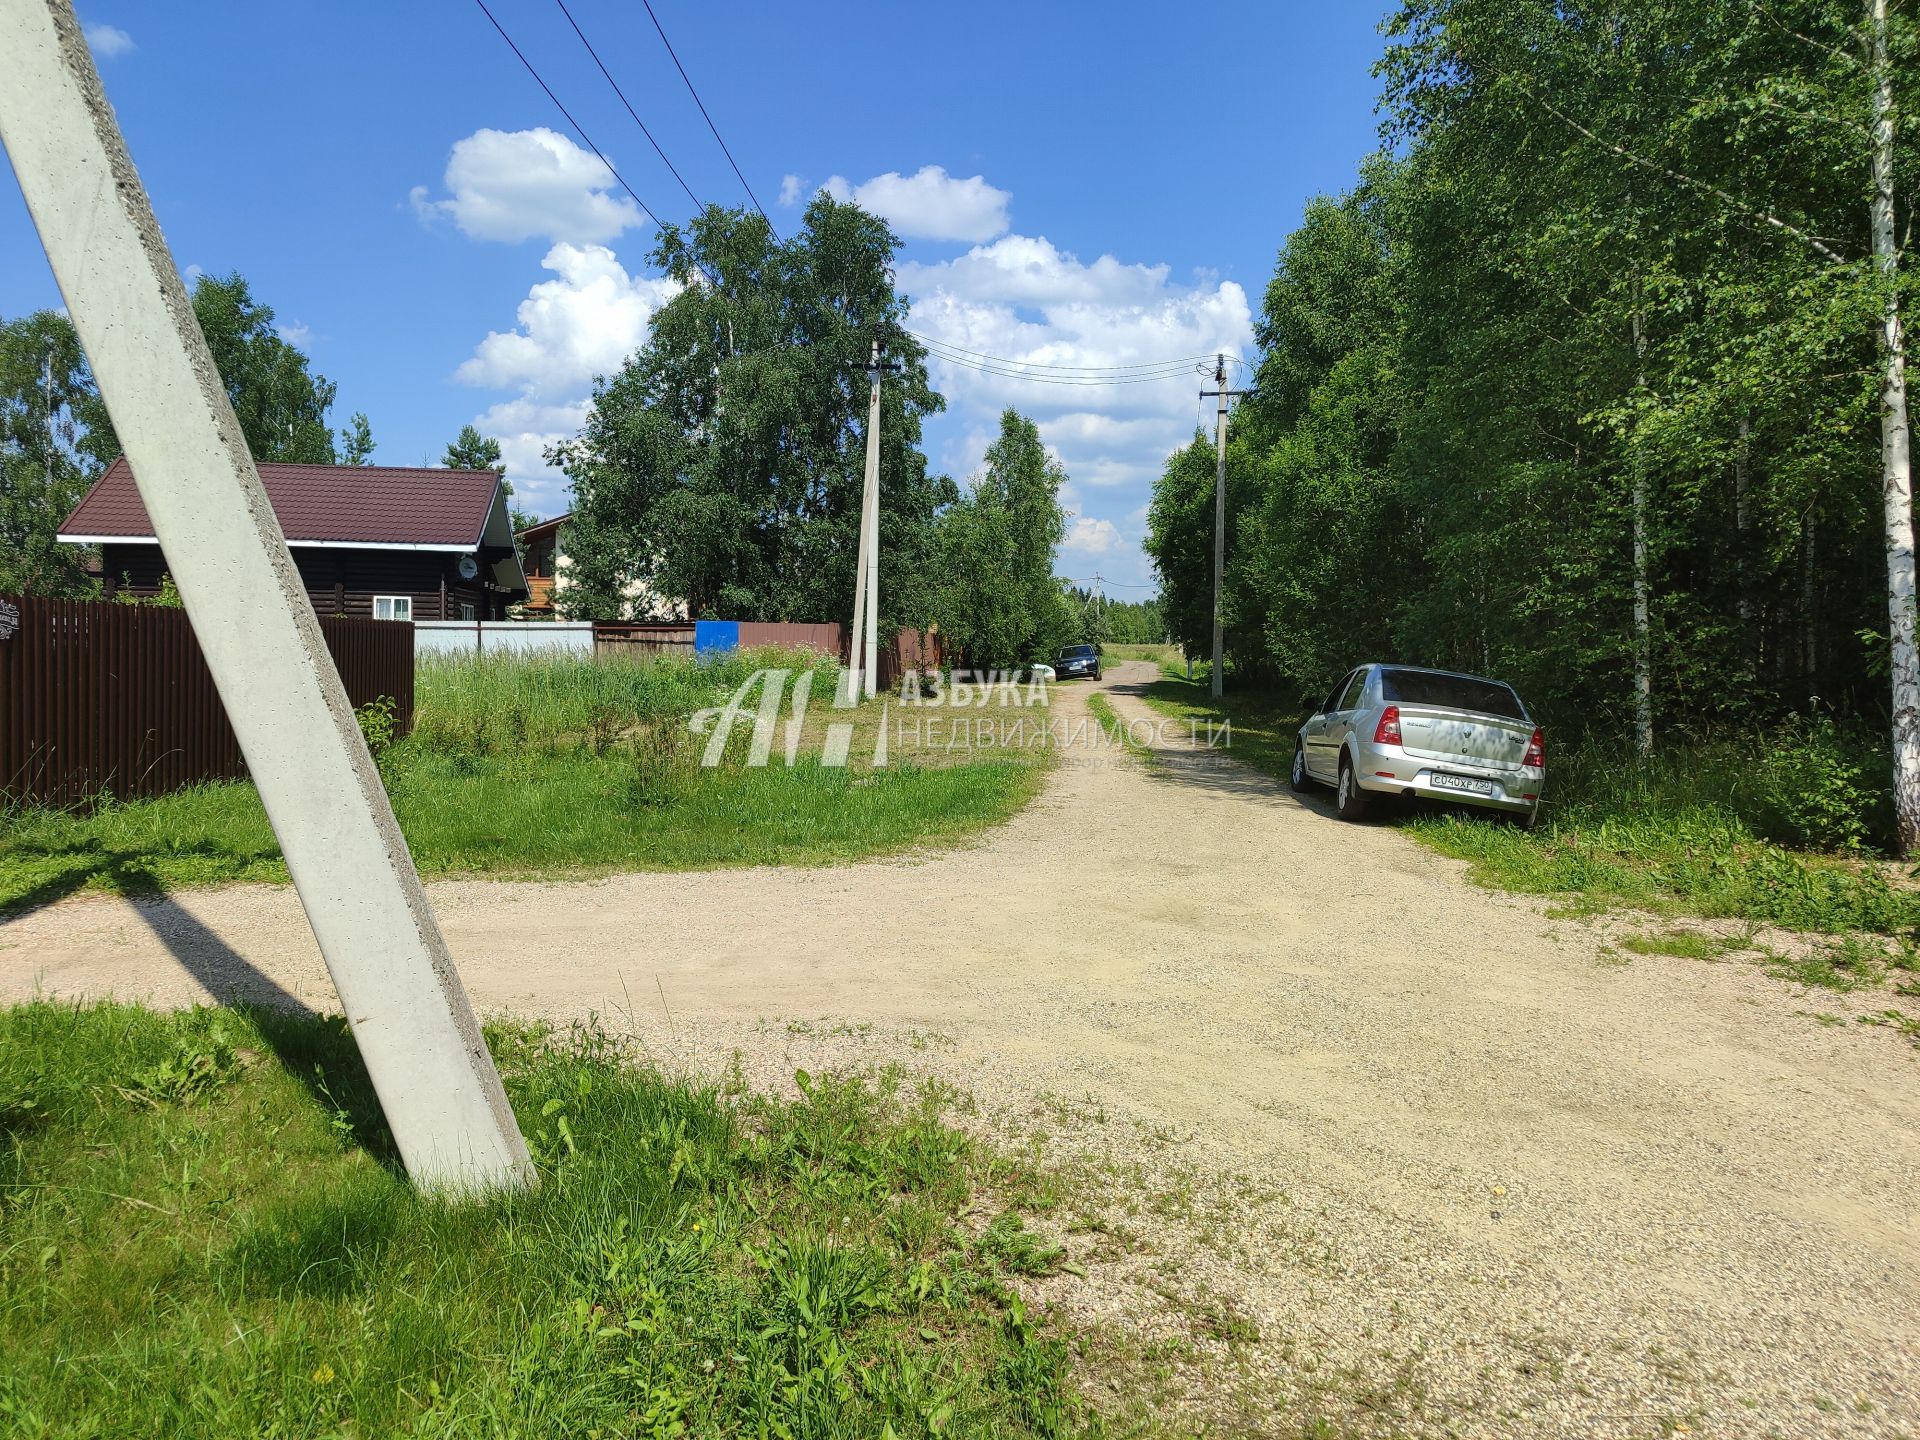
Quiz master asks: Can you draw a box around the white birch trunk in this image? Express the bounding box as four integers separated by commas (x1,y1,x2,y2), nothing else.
1631,302,1654,757
1735,415,1753,628
1870,0,1920,853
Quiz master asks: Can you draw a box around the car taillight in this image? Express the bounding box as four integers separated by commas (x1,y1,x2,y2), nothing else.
1522,728,1544,768
1373,705,1402,745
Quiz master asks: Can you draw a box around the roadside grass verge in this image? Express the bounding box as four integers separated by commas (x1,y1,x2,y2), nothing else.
1137,671,1920,939
1099,643,1182,669
0,651,1051,913
0,1000,1119,1438
1132,676,1303,782
1085,693,1153,765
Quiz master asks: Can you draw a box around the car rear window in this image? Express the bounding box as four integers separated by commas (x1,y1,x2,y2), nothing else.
1379,668,1527,720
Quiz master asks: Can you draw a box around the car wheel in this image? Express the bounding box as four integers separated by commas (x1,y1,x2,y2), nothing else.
1336,757,1370,821
1289,742,1311,793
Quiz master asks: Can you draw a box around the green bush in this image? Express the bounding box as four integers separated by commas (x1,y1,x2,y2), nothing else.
1746,715,1881,852
353,694,397,756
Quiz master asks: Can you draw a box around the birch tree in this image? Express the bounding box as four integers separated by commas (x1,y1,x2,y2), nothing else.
1867,0,1918,848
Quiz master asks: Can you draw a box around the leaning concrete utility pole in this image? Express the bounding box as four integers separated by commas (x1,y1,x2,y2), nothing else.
0,0,533,1194
1200,355,1248,699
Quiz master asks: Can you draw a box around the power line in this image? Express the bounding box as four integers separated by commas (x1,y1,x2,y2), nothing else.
913,337,1206,382
554,0,705,216
907,329,1220,373
919,348,1197,379
639,0,776,233
471,0,663,229
917,352,1205,386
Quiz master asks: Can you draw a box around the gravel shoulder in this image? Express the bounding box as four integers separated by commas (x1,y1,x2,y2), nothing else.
4,661,1917,1437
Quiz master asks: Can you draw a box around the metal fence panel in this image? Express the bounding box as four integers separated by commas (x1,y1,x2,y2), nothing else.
414,620,597,658
0,594,413,808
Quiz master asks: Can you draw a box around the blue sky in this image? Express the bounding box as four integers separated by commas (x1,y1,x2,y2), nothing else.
1,2,1388,592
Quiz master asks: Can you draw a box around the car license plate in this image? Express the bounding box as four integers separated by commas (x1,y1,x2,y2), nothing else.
1431,772,1496,797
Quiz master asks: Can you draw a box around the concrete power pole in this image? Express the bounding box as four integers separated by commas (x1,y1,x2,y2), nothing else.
846,339,880,701
847,338,902,701
0,0,533,1194
1200,355,1248,699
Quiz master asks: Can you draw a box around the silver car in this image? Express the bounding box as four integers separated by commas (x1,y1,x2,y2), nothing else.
1290,664,1545,824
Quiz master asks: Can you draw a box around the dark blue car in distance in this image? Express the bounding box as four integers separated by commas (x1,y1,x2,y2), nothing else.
1055,644,1102,681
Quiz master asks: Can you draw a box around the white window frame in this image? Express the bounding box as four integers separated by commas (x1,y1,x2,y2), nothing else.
458,601,476,621
373,595,413,622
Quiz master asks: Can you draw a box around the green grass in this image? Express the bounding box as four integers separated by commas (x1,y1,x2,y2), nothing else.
1405,802,1920,937
1,652,1049,914
1084,693,1151,764
1137,671,1920,939
1097,644,1182,669
1132,675,1304,783
410,647,827,755
1619,930,1729,961
0,1000,1123,1439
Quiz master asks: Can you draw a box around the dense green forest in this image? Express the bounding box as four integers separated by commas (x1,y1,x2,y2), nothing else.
1150,0,1919,845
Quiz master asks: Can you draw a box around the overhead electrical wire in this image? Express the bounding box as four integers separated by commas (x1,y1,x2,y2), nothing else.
909,330,1255,387
473,1,1242,384
914,345,1210,386
915,347,1200,378
554,0,706,215
639,0,777,232
906,330,1219,373
470,0,663,229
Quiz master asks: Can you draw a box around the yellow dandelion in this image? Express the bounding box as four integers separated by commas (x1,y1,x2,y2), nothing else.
311,1364,336,1386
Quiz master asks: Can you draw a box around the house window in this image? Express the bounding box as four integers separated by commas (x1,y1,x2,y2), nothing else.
459,602,476,621
373,595,412,622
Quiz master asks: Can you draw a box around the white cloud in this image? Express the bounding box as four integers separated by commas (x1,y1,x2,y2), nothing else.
898,226,1252,587
456,243,678,397
456,243,680,513
84,21,133,57
275,320,311,345
778,174,805,207
412,128,644,245
470,397,591,517
1061,517,1123,557
821,165,1010,243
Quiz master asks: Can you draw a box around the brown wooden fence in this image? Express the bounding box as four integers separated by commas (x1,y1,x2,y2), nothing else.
0,594,413,809
593,622,696,661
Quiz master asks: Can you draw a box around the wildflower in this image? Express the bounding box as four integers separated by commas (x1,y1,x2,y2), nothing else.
311,1363,336,1385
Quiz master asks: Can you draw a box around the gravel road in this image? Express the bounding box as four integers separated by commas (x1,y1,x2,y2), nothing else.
4,661,1917,1437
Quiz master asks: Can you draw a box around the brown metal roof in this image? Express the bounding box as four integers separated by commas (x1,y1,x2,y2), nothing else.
515,510,574,542
60,457,504,547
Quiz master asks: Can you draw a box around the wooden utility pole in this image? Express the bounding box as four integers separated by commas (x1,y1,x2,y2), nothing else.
1200,355,1249,699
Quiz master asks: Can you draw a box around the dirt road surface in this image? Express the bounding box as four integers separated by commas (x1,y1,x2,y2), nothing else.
4,661,1917,1437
